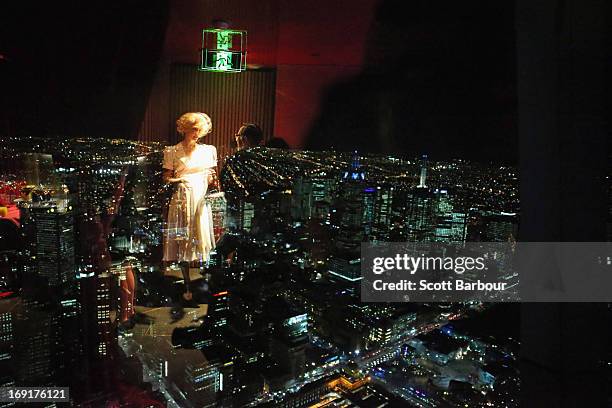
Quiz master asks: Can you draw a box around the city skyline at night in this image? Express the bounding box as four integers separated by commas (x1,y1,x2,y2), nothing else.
1,1,611,406
0,136,522,406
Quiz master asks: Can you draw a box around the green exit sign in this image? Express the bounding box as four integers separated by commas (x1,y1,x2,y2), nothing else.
199,28,247,73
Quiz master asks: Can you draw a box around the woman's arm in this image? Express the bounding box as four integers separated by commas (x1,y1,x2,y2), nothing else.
208,145,218,187
207,168,218,187
162,168,173,183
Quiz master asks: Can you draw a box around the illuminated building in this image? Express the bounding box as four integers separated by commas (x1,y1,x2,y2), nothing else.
370,185,394,242
391,311,417,341
368,322,393,347
418,154,428,188
58,297,81,370
14,299,62,386
328,152,372,281
433,189,467,242
484,212,519,242
18,201,76,288
184,345,235,407
209,291,230,329
405,187,436,242
362,187,376,237
260,371,406,407
468,211,519,242
259,374,336,408
0,298,17,407
94,273,113,358
267,298,308,381
0,218,21,293
208,193,227,241
291,177,334,222
327,257,361,282
77,271,117,366
185,360,224,407
239,201,255,232
226,292,258,346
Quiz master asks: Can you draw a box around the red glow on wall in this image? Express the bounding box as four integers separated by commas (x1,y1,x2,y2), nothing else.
141,0,380,146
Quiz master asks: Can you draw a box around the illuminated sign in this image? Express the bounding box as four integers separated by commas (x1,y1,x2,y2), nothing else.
199,29,247,73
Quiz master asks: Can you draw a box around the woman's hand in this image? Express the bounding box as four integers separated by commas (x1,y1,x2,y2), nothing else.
207,168,217,187
162,168,175,184
163,168,186,184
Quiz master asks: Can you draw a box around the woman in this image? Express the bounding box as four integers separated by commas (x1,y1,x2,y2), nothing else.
162,112,218,303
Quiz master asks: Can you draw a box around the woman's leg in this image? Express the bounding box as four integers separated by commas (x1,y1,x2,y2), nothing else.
125,264,135,318
120,263,136,322
181,261,192,300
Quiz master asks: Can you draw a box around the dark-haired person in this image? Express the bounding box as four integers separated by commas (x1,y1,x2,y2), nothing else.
215,123,263,265
233,123,263,150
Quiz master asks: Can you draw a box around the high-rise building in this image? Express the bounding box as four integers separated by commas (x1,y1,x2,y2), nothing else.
0,297,18,407
328,152,373,281
58,297,82,371
208,193,227,242
15,299,60,386
239,201,255,232
405,187,436,242
18,201,76,289
371,185,394,242
468,211,519,242
291,177,334,222
434,189,467,242
268,298,308,381
418,154,428,188
184,345,235,408
78,271,115,360
208,291,230,329
0,218,21,294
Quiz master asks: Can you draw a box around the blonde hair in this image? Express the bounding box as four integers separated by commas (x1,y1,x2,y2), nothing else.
176,112,212,135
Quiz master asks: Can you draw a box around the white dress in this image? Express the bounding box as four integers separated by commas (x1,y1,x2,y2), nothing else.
162,142,217,263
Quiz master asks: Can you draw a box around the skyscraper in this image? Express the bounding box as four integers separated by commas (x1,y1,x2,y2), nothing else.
18,201,76,289
433,189,467,242
267,298,308,381
0,297,18,407
418,154,428,188
328,152,371,281
405,187,436,242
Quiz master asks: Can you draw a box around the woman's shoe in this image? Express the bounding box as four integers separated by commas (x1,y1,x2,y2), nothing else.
118,317,136,332
181,291,198,308
170,305,185,321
